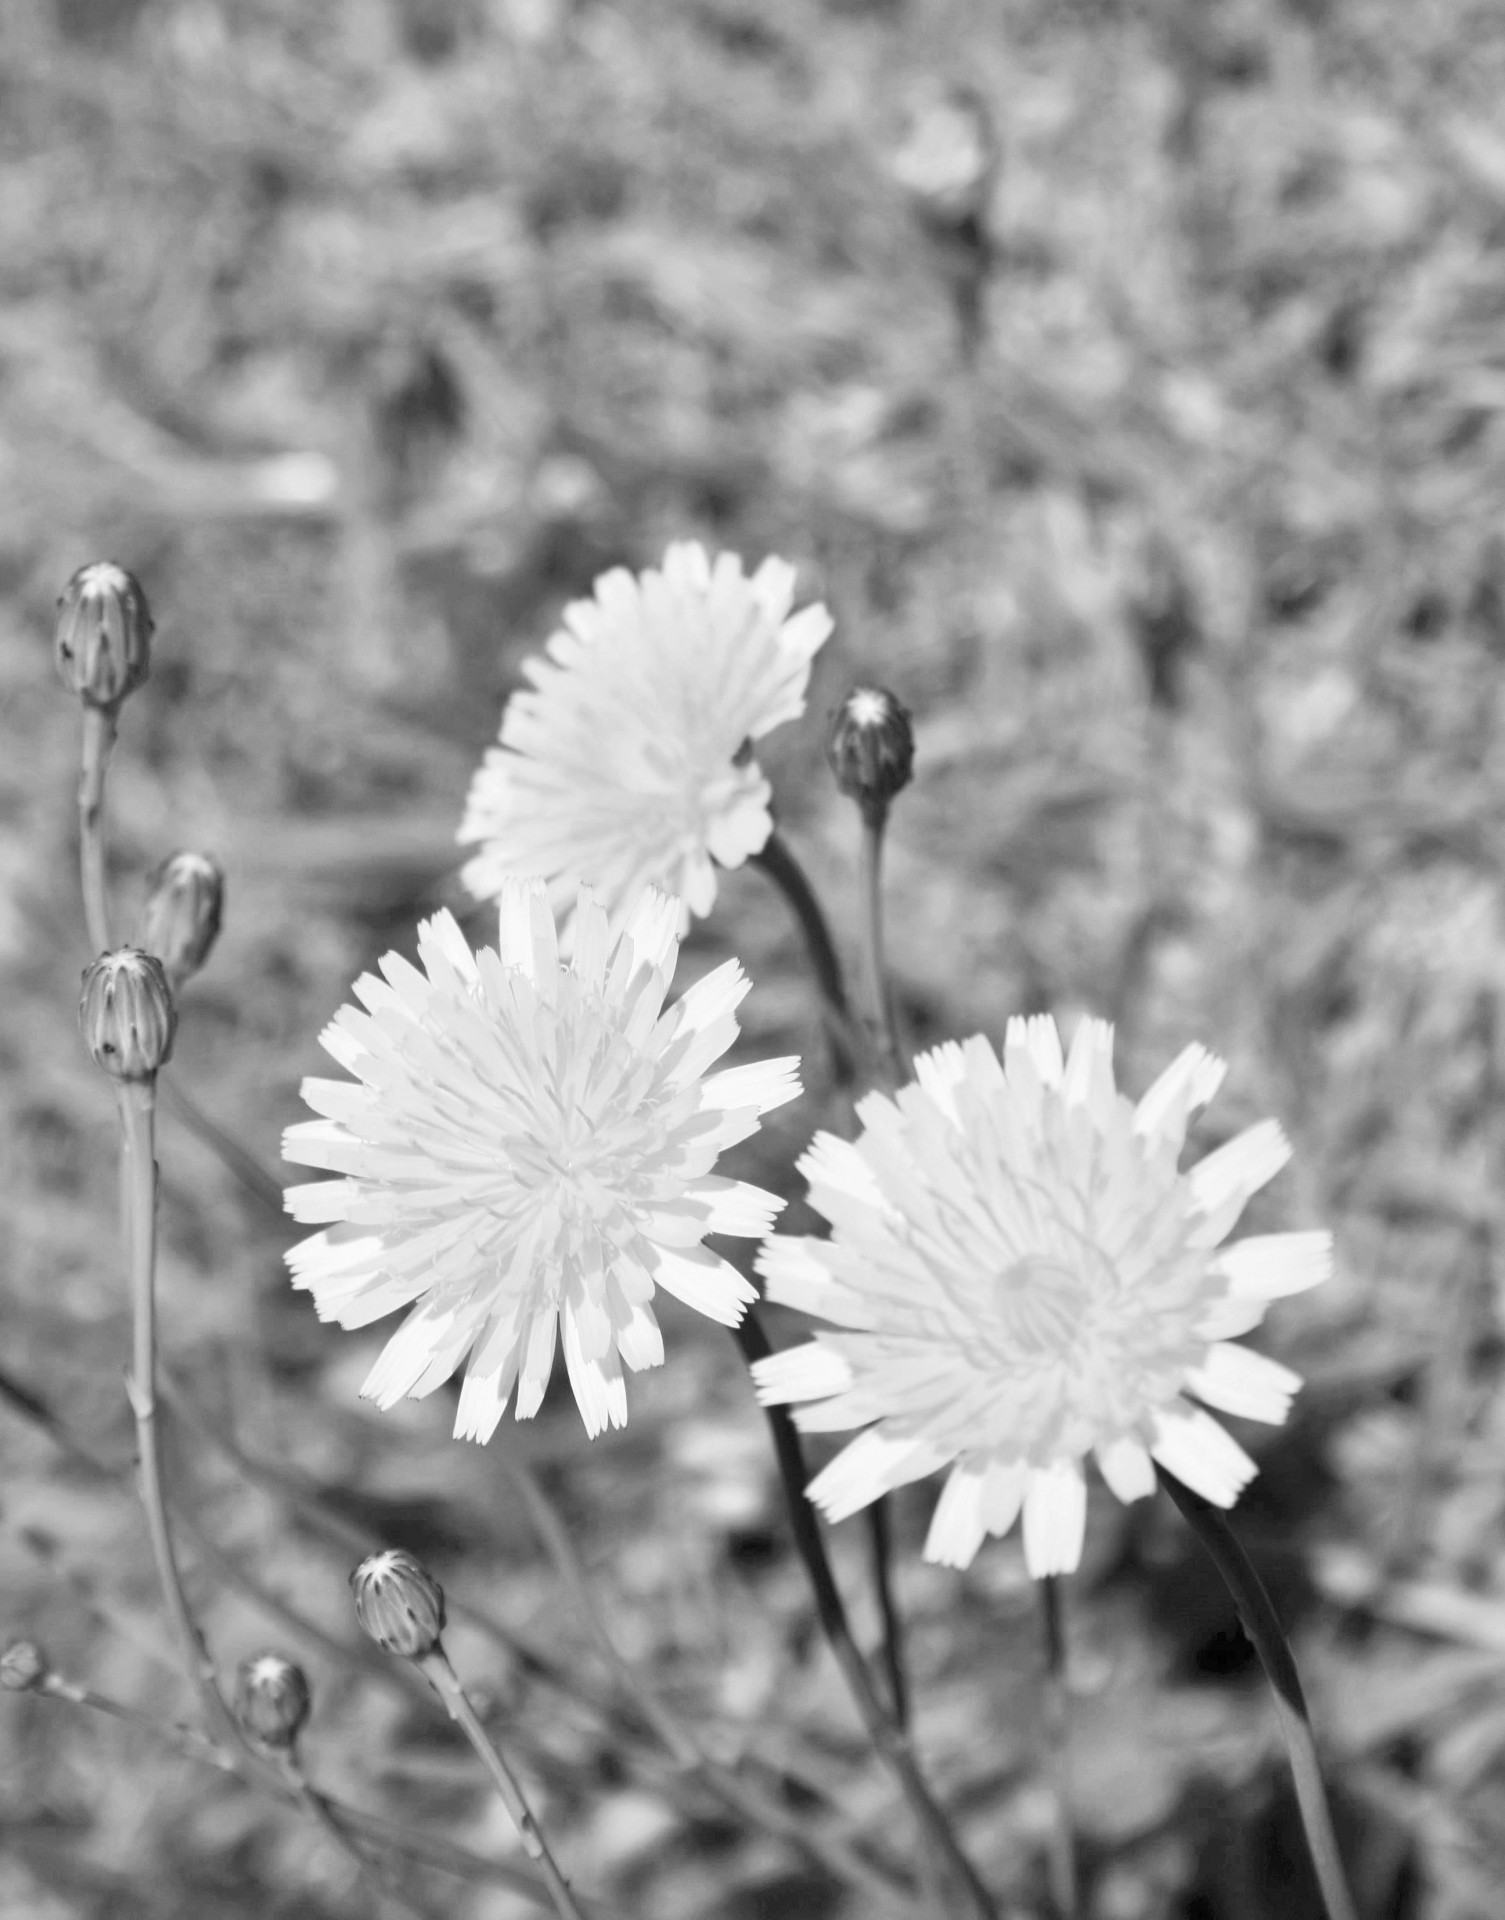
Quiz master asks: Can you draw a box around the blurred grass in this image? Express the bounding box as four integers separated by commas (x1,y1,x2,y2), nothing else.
5,0,1505,1914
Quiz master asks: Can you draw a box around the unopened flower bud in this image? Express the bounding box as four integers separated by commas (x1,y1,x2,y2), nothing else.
350,1550,445,1659
1,1640,48,1693
826,686,915,825
140,852,225,989
54,562,153,709
892,86,997,238
234,1650,311,1748
79,949,176,1081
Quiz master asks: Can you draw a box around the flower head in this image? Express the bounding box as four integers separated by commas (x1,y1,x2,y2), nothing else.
234,1651,312,1748
79,949,176,1081
826,685,915,824
284,880,800,1439
458,543,833,935
751,1017,1330,1578
0,1641,48,1693
140,851,225,991
892,86,997,232
54,561,153,708
350,1551,446,1659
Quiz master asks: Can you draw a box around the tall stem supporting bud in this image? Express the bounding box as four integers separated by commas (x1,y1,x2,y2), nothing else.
858,811,911,1091
78,705,118,953
828,684,916,1091
351,1552,588,1920
115,1077,244,1759
56,561,154,952
417,1647,589,1920
829,686,917,1725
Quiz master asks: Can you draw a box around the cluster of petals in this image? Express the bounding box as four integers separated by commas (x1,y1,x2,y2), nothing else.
283,881,799,1440
752,1016,1331,1578
458,542,833,936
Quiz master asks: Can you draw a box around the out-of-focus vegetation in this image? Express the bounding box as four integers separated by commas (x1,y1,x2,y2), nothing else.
5,0,1505,1913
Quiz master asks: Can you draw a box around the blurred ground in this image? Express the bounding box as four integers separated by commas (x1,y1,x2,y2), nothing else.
4,0,1505,1914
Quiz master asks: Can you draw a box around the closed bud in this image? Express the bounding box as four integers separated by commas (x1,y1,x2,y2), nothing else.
826,686,915,825
79,949,176,1081
892,86,997,238
234,1650,311,1749
54,562,153,709
0,1640,48,1693
350,1549,446,1659
141,852,225,989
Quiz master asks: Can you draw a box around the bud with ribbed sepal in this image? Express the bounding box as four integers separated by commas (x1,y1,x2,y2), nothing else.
79,949,176,1081
0,1641,47,1693
141,852,225,990
826,686,915,827
350,1550,446,1659
233,1650,312,1749
54,562,153,709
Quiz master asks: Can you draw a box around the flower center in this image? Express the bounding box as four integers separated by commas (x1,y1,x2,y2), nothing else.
988,1253,1091,1362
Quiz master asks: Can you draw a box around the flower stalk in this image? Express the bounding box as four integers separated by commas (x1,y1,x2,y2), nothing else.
858,812,912,1090
18,1652,583,1912
416,1647,588,1920
750,829,860,1082
116,1075,246,1762
736,1309,996,1920
1038,1578,1078,1920
1157,1468,1357,1920
78,704,117,952
503,1454,913,1907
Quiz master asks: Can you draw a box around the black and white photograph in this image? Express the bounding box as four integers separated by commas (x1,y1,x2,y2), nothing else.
2,2,1502,1915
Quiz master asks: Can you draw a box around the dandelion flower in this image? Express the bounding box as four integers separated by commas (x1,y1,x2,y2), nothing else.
458,542,833,934
751,1016,1330,1577
284,881,800,1440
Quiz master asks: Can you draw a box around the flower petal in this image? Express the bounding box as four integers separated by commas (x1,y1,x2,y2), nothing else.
1187,1121,1291,1243
1184,1342,1302,1425
751,1341,854,1407
923,1459,988,1568
1062,1018,1116,1114
1021,1461,1087,1576
1149,1404,1257,1507
1095,1435,1156,1504
1213,1231,1334,1299
648,1244,757,1326
1133,1042,1227,1156
805,1428,950,1524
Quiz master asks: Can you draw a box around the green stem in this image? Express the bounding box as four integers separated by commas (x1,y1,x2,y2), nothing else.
735,1310,997,1920
865,1494,908,1729
858,812,911,1088
503,1457,912,1906
78,703,117,953
854,808,910,1731
115,1080,264,1774
751,830,860,1083
0,1367,911,1908
417,1647,590,1920
1157,1469,1358,1920
1038,1577,1078,1919
27,1666,592,1912
279,1747,432,1920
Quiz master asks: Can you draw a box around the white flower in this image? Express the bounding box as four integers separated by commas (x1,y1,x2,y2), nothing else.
457,542,833,935
751,1017,1330,1578
283,881,800,1440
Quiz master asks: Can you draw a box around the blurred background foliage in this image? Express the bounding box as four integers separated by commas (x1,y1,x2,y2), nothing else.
4,0,1505,1913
